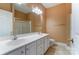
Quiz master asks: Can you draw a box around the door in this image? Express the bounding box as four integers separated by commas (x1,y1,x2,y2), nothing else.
23,21,30,33
14,20,23,34
14,19,31,34
71,4,79,54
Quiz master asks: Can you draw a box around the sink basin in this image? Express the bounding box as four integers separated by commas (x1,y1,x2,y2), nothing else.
0,36,14,44
6,39,26,46
0,33,43,46
0,40,11,45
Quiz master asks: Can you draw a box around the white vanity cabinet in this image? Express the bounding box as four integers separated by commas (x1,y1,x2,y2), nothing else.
25,36,49,55
7,46,25,55
3,34,50,55
25,41,36,55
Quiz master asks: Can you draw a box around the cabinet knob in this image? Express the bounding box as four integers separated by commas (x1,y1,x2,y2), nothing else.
26,48,29,50
21,51,24,54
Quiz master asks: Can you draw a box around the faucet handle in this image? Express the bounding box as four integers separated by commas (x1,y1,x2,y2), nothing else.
12,35,17,40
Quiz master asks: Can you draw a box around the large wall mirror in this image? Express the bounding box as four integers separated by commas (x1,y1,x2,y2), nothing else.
0,3,33,37
13,3,32,35
0,3,43,37
13,3,43,35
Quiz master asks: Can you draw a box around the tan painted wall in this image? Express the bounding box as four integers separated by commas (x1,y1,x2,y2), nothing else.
14,10,27,21
0,3,12,11
46,3,71,44
66,3,72,45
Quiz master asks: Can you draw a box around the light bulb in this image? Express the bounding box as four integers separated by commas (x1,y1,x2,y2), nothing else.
32,7,43,15
17,3,23,5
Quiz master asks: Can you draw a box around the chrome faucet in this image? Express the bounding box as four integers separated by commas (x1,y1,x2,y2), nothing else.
11,32,17,40
38,31,42,35
13,35,17,40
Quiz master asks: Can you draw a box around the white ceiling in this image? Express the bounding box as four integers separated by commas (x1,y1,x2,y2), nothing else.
42,3,61,8
14,3,61,14
14,3,32,13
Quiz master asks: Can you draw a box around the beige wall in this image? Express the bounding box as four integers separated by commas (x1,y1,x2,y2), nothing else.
0,3,12,12
46,3,71,44
14,10,27,21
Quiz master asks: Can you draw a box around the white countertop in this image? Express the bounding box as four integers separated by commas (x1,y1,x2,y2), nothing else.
0,33,48,55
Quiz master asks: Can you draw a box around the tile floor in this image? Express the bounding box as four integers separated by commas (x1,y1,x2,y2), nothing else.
45,42,72,55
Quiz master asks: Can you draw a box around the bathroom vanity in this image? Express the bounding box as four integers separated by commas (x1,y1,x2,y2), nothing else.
0,33,50,55
0,7,50,55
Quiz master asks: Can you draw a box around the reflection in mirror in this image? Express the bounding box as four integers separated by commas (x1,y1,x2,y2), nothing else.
13,3,32,35
0,3,44,37
0,9,13,37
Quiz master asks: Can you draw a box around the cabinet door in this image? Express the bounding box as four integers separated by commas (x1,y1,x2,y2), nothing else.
36,39,44,55
44,37,50,53
25,41,36,55
7,46,25,55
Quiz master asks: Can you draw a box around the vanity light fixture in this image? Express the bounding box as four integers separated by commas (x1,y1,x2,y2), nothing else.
17,3,23,5
32,7,42,15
